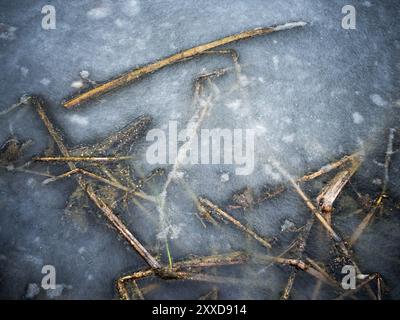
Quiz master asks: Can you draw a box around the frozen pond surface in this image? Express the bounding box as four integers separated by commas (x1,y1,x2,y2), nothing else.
0,0,399,299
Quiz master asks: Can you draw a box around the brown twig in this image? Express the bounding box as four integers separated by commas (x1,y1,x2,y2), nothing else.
117,251,248,299
33,156,134,162
70,115,151,156
334,273,381,300
316,157,361,215
300,153,362,182
63,21,307,108
28,95,161,270
280,217,315,300
272,159,380,299
257,152,361,204
254,255,338,287
198,197,272,249
281,156,361,299
42,167,156,203
273,162,342,242
349,129,396,246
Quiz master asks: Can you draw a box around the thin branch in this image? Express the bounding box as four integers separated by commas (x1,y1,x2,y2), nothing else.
63,21,307,108
316,157,361,215
42,167,156,203
198,197,272,249
117,251,248,299
33,156,134,162
29,96,161,270
70,115,151,156
349,128,396,246
280,217,315,300
257,152,360,204
334,273,380,300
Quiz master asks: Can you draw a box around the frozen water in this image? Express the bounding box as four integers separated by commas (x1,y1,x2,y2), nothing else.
0,0,399,299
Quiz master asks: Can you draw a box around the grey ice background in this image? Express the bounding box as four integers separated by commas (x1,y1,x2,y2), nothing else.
0,0,399,299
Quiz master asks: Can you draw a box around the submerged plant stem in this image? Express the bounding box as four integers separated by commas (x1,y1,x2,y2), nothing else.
34,156,134,162
29,96,161,270
198,197,272,249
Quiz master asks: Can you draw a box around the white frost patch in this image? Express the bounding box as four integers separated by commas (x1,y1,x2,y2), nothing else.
79,70,90,79
282,116,293,124
135,38,147,50
87,6,111,20
78,246,86,254
225,99,241,111
123,0,141,17
27,178,36,187
238,75,250,87
25,283,40,299
281,219,295,232
282,133,295,144
372,178,382,185
272,56,279,70
363,1,372,7
71,80,83,89
24,254,43,266
46,284,72,299
20,67,29,77
264,164,281,181
370,94,388,107
254,124,267,136
352,112,364,124
220,173,230,183
170,170,184,180
40,78,51,86
114,18,125,28
273,21,307,31
0,23,17,40
68,114,89,126
170,110,181,120
157,223,185,240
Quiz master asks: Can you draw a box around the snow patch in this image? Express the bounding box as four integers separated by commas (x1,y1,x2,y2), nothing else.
370,94,388,107
282,133,295,144
40,78,51,86
264,164,281,181
87,7,111,20
123,0,141,17
273,21,307,31
220,173,230,183
71,80,84,89
352,112,364,124
68,115,89,126
225,99,241,111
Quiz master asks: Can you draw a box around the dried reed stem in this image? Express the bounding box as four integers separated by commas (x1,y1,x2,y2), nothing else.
198,197,272,249
29,96,161,269
63,21,307,108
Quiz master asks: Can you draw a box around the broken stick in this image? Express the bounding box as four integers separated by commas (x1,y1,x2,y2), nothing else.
198,197,272,249
63,21,307,108
28,96,161,270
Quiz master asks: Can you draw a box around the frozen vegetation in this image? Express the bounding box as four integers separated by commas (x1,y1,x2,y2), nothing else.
0,0,399,299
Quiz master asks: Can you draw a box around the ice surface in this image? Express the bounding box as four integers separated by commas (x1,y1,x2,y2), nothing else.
0,0,399,299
